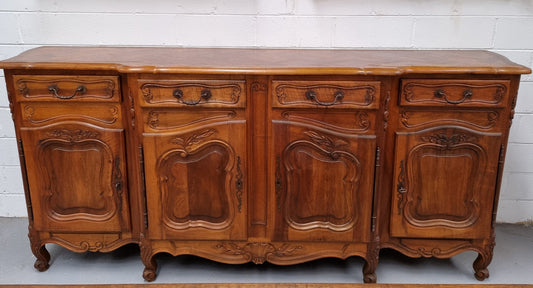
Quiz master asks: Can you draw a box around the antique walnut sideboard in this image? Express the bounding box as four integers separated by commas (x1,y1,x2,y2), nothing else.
1,47,530,282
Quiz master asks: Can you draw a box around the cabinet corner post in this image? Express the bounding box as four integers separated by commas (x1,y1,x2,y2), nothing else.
139,145,148,229
17,138,34,221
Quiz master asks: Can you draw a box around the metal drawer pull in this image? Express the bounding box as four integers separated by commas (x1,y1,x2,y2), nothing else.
433,88,473,104
48,84,87,99
305,89,344,106
173,88,212,105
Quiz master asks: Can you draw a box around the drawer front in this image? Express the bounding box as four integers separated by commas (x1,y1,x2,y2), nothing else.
138,79,246,108
272,80,380,109
20,102,123,128
400,79,510,108
14,75,120,102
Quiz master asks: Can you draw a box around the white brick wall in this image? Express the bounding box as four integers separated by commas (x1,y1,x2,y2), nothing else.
0,0,532,222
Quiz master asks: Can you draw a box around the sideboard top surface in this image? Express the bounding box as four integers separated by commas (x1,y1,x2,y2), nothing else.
1,46,531,75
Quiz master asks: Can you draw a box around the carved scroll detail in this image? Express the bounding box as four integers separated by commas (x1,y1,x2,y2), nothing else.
395,241,473,258
215,242,303,264
141,82,242,104
24,105,119,125
16,78,116,99
251,81,267,92
46,129,100,142
281,111,370,133
403,82,507,105
400,109,499,130
275,84,376,106
148,111,159,129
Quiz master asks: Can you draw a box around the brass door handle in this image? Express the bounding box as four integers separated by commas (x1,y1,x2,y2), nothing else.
305,89,344,106
173,88,212,105
433,88,473,104
48,84,87,99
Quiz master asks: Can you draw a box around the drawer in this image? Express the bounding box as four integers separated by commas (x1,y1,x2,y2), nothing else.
400,79,510,108
20,102,122,128
14,75,120,102
272,80,380,109
138,79,246,108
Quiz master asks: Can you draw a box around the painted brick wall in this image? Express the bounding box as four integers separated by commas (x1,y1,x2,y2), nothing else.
1,0,532,222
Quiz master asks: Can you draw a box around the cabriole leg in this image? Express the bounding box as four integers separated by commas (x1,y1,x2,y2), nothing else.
473,234,495,281
473,250,493,281
140,238,157,281
28,226,50,272
363,260,377,283
363,237,379,283
33,245,51,272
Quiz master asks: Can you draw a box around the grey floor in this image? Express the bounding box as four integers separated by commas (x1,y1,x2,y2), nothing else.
0,217,532,285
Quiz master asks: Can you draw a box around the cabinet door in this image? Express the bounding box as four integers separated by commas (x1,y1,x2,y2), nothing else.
21,123,130,232
272,121,375,242
143,122,246,240
390,126,501,239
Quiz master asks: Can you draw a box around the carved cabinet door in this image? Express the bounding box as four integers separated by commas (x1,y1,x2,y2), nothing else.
390,126,502,239
20,122,130,232
272,122,376,242
143,122,247,240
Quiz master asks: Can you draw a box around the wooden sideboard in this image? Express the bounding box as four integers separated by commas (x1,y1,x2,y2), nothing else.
1,47,530,283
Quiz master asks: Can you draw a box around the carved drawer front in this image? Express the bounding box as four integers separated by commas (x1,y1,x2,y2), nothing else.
13,75,120,102
400,79,510,108
272,80,380,109
20,103,122,128
138,79,246,108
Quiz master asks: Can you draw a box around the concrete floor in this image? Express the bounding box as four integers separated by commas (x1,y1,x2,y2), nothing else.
0,217,532,285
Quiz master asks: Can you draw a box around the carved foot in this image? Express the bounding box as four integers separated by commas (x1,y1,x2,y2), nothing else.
363,261,377,283
33,245,51,272
474,267,489,281
363,271,377,283
473,233,494,282
473,253,491,281
29,233,50,272
141,253,158,281
143,265,157,282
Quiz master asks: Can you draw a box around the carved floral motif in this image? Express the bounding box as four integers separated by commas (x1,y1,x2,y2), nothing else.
419,132,478,148
304,130,349,151
170,129,217,152
215,242,303,264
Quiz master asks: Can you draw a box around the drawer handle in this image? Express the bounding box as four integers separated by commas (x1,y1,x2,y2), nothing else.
305,89,344,106
433,88,473,104
173,88,212,105
48,84,87,99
